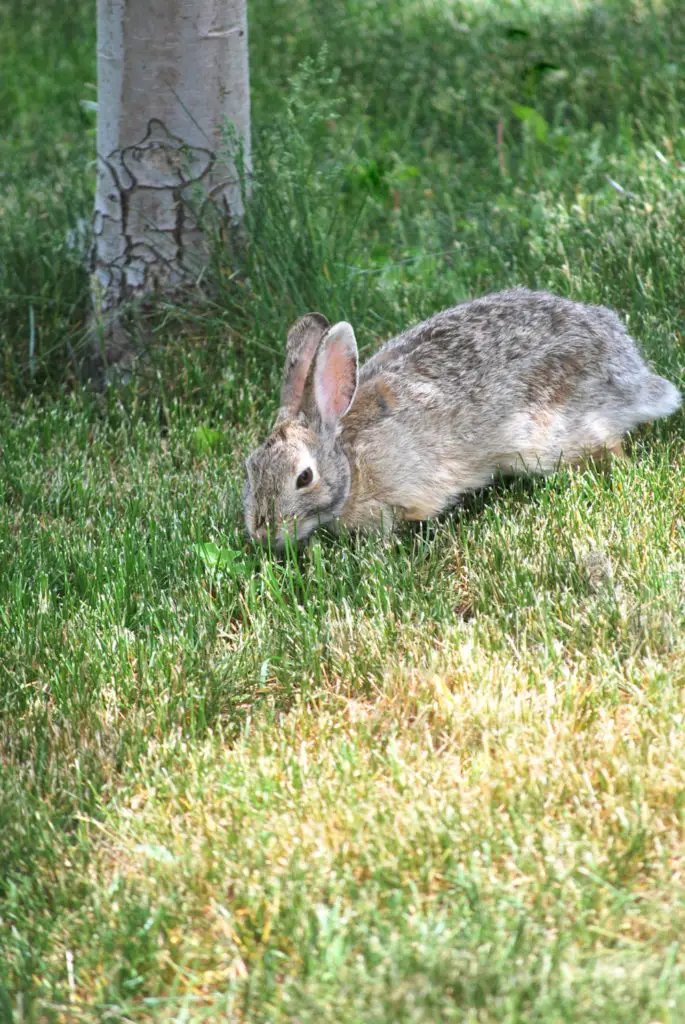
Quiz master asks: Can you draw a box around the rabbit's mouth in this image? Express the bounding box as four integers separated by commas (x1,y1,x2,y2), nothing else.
266,511,337,553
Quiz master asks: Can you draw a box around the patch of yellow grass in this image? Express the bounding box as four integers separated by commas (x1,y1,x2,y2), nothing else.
58,634,685,1012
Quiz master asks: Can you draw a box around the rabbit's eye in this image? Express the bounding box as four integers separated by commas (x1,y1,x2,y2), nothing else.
296,467,313,489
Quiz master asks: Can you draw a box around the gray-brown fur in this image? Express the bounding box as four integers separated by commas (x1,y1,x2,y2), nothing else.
244,288,681,549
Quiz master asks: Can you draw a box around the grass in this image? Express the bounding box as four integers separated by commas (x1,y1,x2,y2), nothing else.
1,0,685,1020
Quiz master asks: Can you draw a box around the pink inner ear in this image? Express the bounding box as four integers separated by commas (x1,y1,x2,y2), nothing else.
314,324,358,426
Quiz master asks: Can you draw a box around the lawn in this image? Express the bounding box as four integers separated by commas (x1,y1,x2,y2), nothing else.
1,0,685,1020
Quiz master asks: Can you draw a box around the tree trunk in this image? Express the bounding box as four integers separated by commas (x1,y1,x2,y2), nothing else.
92,0,250,320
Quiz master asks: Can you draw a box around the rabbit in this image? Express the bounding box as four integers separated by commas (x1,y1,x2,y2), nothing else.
243,288,681,550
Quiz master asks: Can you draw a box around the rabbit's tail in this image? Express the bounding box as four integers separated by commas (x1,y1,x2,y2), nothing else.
637,375,682,421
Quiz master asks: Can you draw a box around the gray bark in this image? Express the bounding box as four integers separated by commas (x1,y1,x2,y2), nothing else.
92,0,250,314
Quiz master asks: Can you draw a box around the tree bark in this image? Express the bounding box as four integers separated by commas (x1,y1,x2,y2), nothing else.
92,0,250,318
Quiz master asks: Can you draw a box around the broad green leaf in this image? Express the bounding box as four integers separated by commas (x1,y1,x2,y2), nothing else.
193,542,239,568
511,103,549,143
193,425,225,454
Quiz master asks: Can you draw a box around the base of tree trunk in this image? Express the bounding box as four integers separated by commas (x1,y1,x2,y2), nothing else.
84,303,151,388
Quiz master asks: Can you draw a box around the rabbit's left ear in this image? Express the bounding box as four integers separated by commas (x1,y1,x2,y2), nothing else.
311,322,358,429
277,312,330,422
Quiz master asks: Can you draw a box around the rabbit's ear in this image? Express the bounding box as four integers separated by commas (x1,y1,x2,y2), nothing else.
277,313,330,421
311,322,359,428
